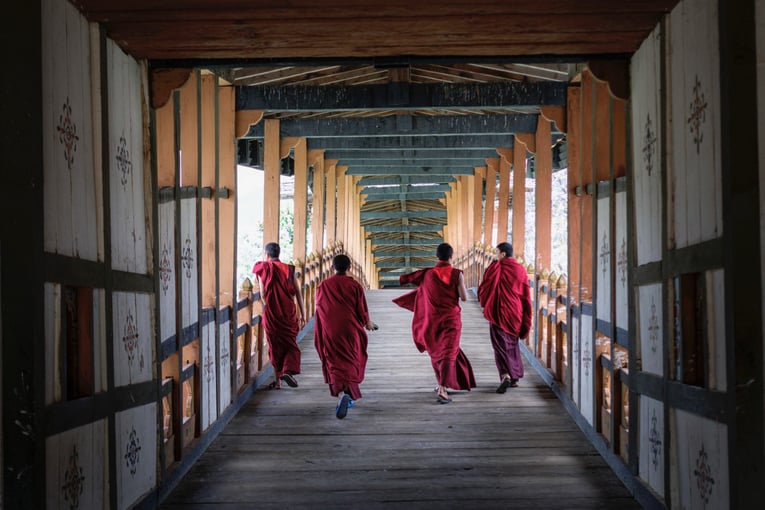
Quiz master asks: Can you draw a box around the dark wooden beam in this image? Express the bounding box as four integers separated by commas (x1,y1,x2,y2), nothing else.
358,176,455,186
374,249,436,257
360,211,447,219
346,167,474,176
326,149,496,161
365,225,443,233
375,262,431,269
235,81,567,111
362,184,451,195
370,238,442,245
306,135,517,150
363,192,446,201
348,158,485,167
246,114,538,138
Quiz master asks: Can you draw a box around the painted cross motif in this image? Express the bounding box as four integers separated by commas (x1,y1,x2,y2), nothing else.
583,340,592,377
62,444,85,510
648,297,660,354
642,114,657,176
617,238,627,286
159,244,173,295
116,134,133,187
687,75,708,155
181,237,194,279
124,428,142,476
220,328,230,363
649,409,662,470
57,97,79,172
204,342,215,384
122,310,139,368
599,232,610,278
693,442,716,504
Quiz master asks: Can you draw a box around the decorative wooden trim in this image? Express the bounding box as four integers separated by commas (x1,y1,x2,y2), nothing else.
514,132,536,153
181,323,199,347
151,68,193,109
496,147,512,164
234,109,264,138
633,261,662,285
541,105,567,133
160,336,178,362
586,59,630,100
159,186,175,203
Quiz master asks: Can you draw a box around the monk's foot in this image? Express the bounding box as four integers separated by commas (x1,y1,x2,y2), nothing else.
280,373,298,388
496,378,512,394
510,379,519,388
268,381,281,390
336,394,352,419
436,393,453,404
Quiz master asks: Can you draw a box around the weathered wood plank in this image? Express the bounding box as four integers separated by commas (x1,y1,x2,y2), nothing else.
162,289,638,509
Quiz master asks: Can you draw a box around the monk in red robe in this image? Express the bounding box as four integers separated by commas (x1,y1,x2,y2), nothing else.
252,242,306,389
477,242,532,393
393,243,476,404
315,254,376,419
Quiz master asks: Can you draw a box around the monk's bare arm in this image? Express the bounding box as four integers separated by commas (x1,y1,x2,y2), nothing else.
293,273,306,326
457,272,468,301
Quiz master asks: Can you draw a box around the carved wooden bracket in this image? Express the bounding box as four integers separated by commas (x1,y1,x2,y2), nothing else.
235,110,264,138
515,133,536,154
151,68,193,109
540,105,567,134
586,59,630,100
496,148,513,165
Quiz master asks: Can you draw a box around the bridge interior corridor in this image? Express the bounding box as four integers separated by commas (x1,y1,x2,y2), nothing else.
161,289,639,510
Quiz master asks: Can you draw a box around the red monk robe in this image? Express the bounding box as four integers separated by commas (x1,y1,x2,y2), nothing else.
477,257,532,338
393,261,476,391
478,255,532,387
315,274,370,400
252,259,301,379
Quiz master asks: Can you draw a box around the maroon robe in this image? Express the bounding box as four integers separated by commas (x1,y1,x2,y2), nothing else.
393,261,476,390
252,259,301,377
477,257,532,380
315,274,370,400
477,257,532,338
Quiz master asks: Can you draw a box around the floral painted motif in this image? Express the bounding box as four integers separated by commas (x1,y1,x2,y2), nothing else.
181,237,194,279
617,238,627,287
599,232,610,278
62,444,85,509
693,442,715,504
648,297,660,354
159,244,173,295
124,428,142,476
122,310,140,368
687,75,708,154
116,133,133,187
642,114,657,176
57,97,79,171
648,409,662,470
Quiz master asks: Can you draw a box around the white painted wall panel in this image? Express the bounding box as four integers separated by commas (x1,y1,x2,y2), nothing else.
200,321,217,431
672,409,729,509
668,0,723,249
158,201,177,343
637,284,663,376
180,198,199,330
614,192,628,332
113,292,153,387
107,39,147,274
580,314,595,426
218,320,232,415
630,24,663,265
41,0,100,262
45,420,107,509
115,403,157,510
638,396,665,498
596,197,611,322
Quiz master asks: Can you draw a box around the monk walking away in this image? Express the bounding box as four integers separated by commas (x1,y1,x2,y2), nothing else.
477,242,532,393
315,254,376,419
252,242,306,389
393,243,476,404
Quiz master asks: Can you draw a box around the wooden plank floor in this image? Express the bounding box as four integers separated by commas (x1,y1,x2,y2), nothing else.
161,289,640,510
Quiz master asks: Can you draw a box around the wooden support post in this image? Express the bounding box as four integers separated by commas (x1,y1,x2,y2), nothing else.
263,119,280,246
497,155,511,245
512,136,527,257
218,83,236,306
336,165,348,247
293,138,308,262
309,150,325,254
485,158,499,245
325,159,338,245
567,86,583,304
473,167,485,245
536,116,552,270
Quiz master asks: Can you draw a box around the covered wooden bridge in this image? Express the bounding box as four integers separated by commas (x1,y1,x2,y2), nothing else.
2,1,763,509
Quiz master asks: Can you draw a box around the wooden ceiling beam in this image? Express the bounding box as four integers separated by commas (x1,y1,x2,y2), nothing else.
236,81,567,111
